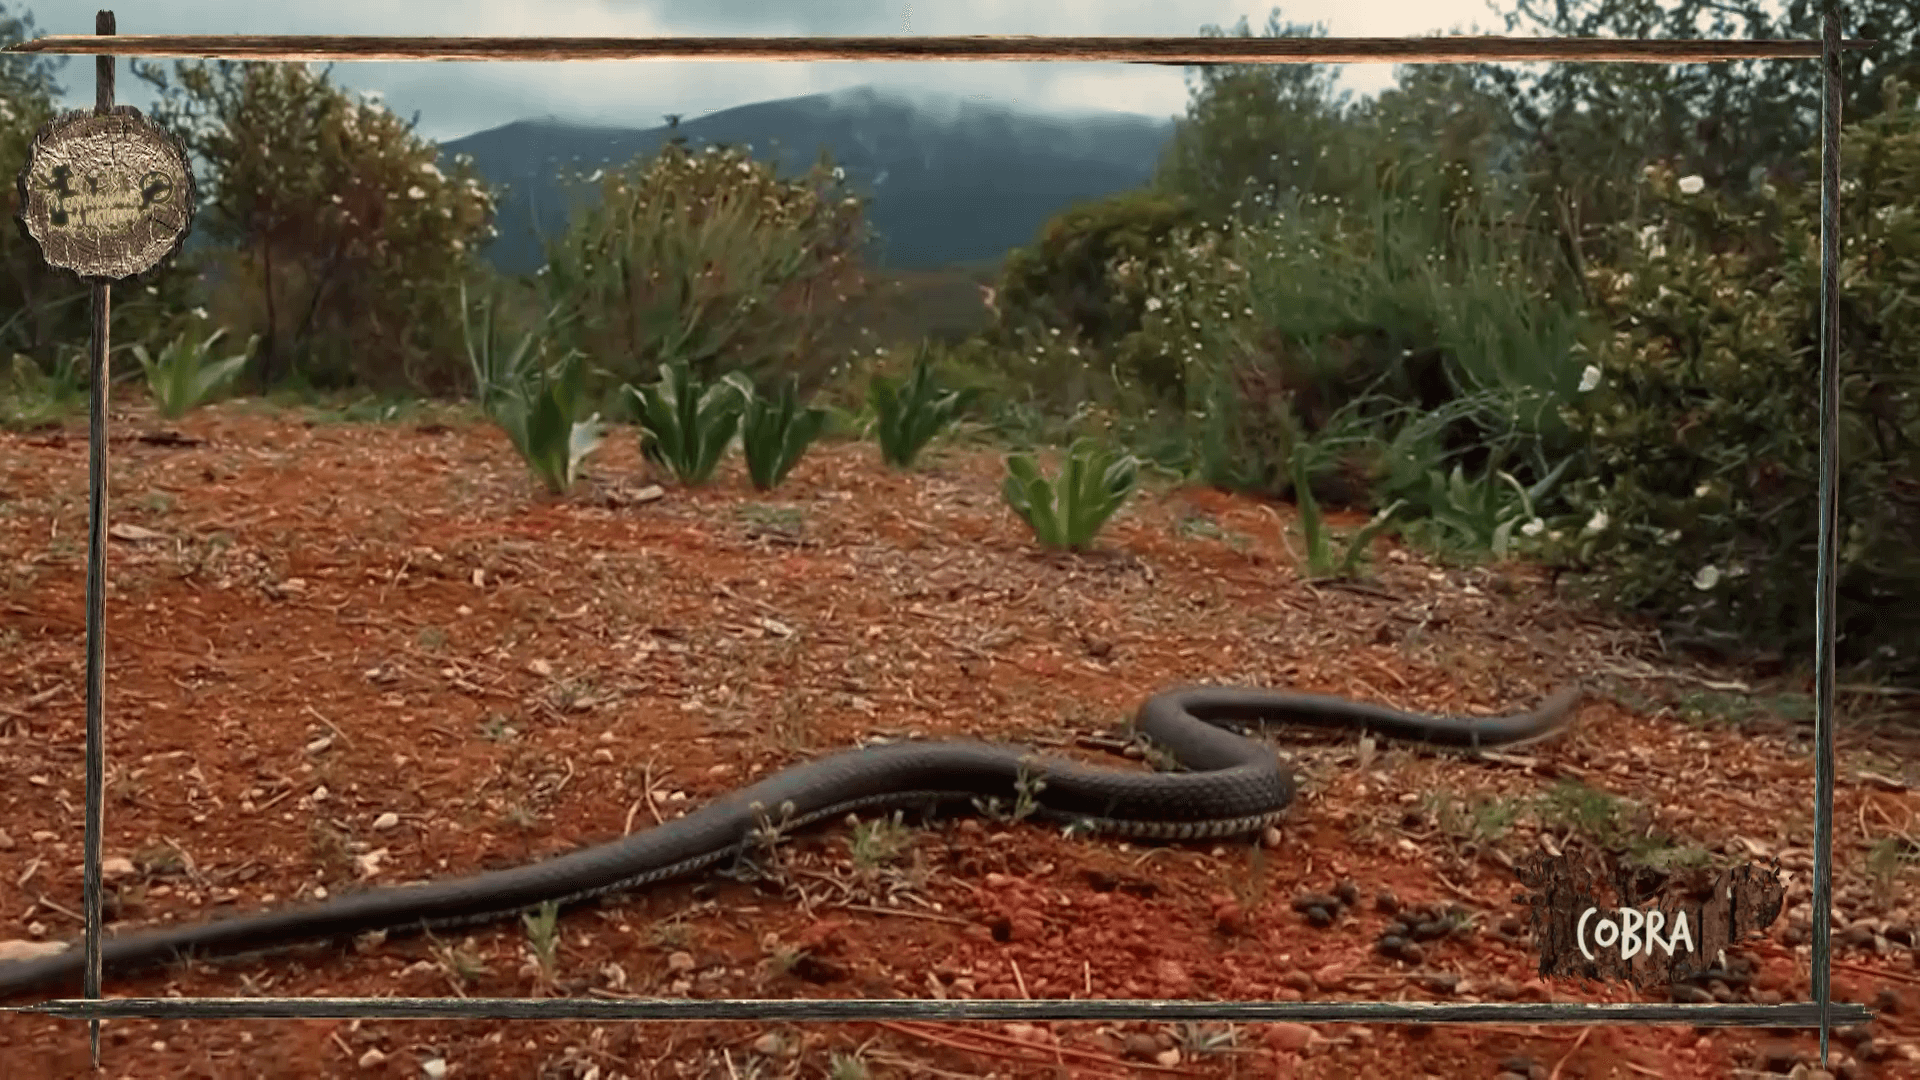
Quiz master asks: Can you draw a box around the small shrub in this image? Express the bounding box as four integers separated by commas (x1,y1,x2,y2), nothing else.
131,327,258,419
1002,438,1139,552
1291,448,1406,579
623,358,750,486
870,345,976,468
740,374,829,491
486,347,608,496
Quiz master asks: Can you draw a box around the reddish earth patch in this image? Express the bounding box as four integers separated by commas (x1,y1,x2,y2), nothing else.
0,401,1916,1079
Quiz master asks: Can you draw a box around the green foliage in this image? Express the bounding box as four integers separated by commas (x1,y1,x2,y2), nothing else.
482,346,608,497
993,189,1204,401
1291,446,1406,579
1001,438,1139,552
1546,89,1920,675
623,358,751,486
1,345,87,430
132,326,259,419
740,374,829,491
128,57,499,393
459,278,572,415
869,346,976,468
538,142,873,399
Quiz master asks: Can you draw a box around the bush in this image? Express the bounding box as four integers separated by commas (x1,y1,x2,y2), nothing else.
129,58,500,394
992,189,1205,402
480,346,607,497
539,142,874,401
1001,438,1140,552
1545,83,1920,675
624,358,751,487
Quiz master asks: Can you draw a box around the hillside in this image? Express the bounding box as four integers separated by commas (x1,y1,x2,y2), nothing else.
435,84,1178,276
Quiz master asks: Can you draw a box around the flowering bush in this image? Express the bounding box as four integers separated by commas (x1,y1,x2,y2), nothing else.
1547,81,1920,674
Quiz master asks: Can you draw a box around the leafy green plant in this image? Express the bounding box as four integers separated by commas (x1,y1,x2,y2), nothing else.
1418,457,1570,559
485,347,608,496
2,347,89,430
869,347,976,469
131,327,258,419
740,373,829,491
623,358,751,486
460,278,567,415
1001,438,1140,552
521,900,561,985
1291,448,1407,579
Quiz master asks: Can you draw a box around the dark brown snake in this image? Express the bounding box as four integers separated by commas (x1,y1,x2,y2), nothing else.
0,683,1580,998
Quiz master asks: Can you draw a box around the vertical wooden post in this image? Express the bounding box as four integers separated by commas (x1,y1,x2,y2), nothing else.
81,8,116,1071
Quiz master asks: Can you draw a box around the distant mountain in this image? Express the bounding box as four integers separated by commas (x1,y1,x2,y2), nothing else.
436,85,1179,277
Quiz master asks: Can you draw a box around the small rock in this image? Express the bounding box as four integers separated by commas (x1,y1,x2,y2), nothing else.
0,830,12,851
667,951,696,974
1333,880,1360,907
1280,969,1314,993
357,1048,387,1068
1312,963,1346,991
1122,1033,1160,1061
1264,1023,1313,1053
1155,1048,1182,1067
1489,978,1521,1001
1306,905,1335,928
371,812,400,832
750,1033,783,1056
100,856,136,881
421,1059,447,1079
1374,889,1400,915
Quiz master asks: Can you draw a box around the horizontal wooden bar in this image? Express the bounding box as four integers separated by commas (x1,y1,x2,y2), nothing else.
0,34,1880,65
4,997,1878,1026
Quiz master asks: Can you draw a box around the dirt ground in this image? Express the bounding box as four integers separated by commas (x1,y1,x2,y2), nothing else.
0,400,1917,1080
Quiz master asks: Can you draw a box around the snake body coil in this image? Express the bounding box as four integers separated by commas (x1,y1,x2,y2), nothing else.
0,684,1580,998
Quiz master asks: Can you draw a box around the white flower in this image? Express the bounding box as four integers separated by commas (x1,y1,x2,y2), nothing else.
1578,364,1602,393
406,186,427,199
1582,510,1609,536
1144,297,1162,312
190,306,208,320
1521,518,1546,537
418,162,443,179
1693,564,1721,590
1678,175,1705,195
1695,481,1712,498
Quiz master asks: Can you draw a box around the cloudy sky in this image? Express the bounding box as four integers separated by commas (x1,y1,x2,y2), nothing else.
18,0,1543,141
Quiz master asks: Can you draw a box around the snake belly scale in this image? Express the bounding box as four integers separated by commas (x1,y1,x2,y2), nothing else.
0,683,1581,998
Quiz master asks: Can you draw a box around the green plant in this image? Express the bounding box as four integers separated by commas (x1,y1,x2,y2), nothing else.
1001,437,1139,552
539,141,873,397
623,358,751,486
131,326,257,419
1,346,88,429
740,373,829,491
869,346,977,468
460,278,567,415
521,900,560,984
848,812,914,872
128,58,498,394
484,346,608,496
1291,447,1406,579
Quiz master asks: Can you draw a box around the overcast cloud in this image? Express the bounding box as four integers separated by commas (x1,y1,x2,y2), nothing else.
17,0,1527,142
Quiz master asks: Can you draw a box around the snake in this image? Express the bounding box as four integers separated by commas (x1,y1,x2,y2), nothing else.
0,683,1581,999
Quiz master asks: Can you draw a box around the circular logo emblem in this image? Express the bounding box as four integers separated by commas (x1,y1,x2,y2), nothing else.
15,105,196,283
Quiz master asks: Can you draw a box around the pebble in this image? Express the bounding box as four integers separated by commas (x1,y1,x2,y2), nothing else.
1122,1033,1160,1061
421,1058,447,1079
101,856,136,880
357,1048,386,1068
1374,888,1399,915
1262,1023,1314,1053
1154,1048,1181,1067
750,1033,783,1056
667,951,696,974
371,812,400,832
1312,963,1346,991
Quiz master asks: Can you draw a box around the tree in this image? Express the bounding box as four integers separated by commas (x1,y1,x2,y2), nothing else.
1149,9,1365,226
1481,0,1919,286
126,57,501,392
